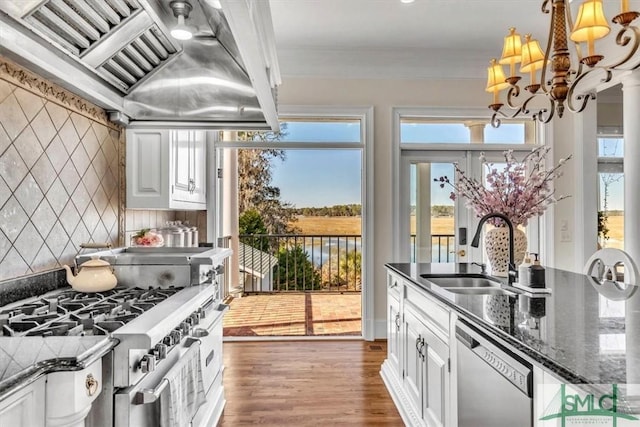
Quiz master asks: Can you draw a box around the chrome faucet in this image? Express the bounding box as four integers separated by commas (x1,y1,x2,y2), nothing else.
471,213,517,285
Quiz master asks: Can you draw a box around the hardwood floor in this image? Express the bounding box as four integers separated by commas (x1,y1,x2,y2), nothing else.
219,340,403,426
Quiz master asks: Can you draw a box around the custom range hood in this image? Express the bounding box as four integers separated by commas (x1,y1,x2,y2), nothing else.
0,0,280,130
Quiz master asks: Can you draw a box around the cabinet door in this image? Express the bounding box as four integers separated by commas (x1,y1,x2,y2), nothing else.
387,291,402,378
403,305,425,417
126,129,170,209
0,376,45,427
171,130,193,203
190,130,206,204
423,326,450,427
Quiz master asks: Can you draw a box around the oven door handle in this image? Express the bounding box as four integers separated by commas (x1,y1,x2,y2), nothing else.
135,340,201,405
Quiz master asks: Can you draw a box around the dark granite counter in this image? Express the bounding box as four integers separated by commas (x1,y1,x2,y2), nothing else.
386,263,639,385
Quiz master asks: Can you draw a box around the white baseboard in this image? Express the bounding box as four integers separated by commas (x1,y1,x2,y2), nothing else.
374,319,388,339
380,359,424,427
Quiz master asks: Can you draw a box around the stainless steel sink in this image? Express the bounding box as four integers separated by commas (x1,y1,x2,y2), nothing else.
443,287,516,296
420,274,503,288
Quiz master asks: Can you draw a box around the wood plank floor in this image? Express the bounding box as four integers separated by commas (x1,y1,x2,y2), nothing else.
219,340,403,426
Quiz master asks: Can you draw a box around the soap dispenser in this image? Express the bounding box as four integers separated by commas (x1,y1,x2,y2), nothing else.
518,253,531,287
528,253,546,288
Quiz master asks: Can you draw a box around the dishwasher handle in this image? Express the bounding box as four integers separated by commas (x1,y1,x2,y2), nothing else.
456,323,533,397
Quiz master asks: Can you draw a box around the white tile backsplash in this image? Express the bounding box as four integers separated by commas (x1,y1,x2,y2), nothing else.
0,56,208,281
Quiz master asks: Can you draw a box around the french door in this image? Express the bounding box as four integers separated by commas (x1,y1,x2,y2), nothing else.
399,148,537,265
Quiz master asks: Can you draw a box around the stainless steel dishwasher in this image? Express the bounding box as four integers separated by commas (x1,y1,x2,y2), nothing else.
456,319,533,427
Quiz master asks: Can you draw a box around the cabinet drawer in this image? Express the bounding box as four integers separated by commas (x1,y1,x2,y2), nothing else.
387,272,402,301
405,284,450,338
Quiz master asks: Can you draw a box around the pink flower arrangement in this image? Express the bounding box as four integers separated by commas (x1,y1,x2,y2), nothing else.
132,229,164,247
436,146,571,227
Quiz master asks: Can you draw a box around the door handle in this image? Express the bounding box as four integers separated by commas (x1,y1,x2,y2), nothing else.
450,249,466,257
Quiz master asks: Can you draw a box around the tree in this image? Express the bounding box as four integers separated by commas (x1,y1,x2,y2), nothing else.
239,209,269,251
273,245,321,291
321,249,362,291
237,126,298,235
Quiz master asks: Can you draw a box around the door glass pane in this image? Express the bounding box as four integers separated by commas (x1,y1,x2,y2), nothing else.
400,119,528,144
410,162,456,262
598,173,624,249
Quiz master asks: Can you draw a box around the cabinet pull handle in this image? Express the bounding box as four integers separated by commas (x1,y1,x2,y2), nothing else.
418,339,426,360
415,335,422,353
389,281,398,289
394,313,401,330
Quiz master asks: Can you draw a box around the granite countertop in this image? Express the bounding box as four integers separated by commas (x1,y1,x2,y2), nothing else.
386,262,639,385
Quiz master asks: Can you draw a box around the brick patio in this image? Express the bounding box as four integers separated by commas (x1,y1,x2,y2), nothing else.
223,292,361,337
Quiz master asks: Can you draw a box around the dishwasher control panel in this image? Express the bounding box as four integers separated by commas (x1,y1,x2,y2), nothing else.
476,346,529,393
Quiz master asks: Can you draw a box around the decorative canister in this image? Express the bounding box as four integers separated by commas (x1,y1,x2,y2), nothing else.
483,226,527,277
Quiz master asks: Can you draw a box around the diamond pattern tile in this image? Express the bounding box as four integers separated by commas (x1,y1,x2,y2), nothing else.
0,248,29,280
82,164,100,196
0,177,9,209
13,87,44,122
59,159,80,196
0,71,124,281
31,154,56,193
0,230,10,262
14,173,43,217
45,220,69,258
0,93,28,140
31,199,56,239
0,196,28,242
45,178,68,213
70,144,90,177
0,80,13,104
45,135,68,173
0,125,10,157
58,119,79,155
0,144,28,191
30,108,57,150
44,102,69,131
59,200,80,236
81,126,100,160
13,126,43,170
71,182,91,215
70,112,91,139
14,222,43,265
81,202,100,234
31,244,58,272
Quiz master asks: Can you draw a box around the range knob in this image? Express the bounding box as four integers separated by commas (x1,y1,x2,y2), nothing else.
163,335,173,346
154,343,168,360
190,312,200,325
180,321,191,335
170,329,182,343
140,354,156,373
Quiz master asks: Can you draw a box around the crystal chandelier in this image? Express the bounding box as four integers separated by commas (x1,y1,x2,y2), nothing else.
486,0,640,127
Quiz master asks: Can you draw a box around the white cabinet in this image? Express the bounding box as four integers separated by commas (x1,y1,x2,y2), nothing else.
381,269,451,427
0,376,45,427
126,128,207,210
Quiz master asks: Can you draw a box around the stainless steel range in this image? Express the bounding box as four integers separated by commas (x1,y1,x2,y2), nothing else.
0,247,231,427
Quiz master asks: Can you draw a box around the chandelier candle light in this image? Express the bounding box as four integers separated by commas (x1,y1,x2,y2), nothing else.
487,0,640,127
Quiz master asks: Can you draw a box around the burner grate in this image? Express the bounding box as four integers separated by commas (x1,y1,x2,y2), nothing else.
1,286,184,337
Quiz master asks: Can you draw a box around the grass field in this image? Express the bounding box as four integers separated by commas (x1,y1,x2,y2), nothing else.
292,214,625,248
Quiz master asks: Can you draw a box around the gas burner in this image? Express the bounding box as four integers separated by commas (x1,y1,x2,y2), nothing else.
0,286,184,337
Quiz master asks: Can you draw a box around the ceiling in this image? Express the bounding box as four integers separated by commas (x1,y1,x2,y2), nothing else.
269,0,640,80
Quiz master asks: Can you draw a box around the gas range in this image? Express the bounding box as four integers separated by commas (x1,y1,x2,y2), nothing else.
0,287,184,337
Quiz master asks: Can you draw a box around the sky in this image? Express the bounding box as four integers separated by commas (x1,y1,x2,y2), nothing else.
266,122,624,211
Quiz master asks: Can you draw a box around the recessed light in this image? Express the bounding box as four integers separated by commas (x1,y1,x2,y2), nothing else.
401,0,415,3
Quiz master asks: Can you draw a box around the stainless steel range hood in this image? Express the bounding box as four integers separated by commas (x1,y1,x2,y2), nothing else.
0,0,280,130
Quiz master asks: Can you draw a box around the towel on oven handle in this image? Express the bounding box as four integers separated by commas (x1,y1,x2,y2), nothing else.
160,343,207,427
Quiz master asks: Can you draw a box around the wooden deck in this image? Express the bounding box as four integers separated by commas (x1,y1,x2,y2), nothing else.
223,292,361,337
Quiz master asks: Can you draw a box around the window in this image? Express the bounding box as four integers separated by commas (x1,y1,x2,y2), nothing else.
400,118,531,144
597,136,624,249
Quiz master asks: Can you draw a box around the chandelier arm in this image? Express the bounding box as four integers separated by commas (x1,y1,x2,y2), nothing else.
505,84,522,109
607,26,640,70
533,98,555,124
565,67,606,114
541,0,550,14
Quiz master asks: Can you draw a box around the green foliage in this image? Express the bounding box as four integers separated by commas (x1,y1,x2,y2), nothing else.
273,245,321,291
290,204,362,217
239,210,269,251
321,249,362,290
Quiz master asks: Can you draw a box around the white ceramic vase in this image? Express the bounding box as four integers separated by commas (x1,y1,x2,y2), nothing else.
483,226,527,277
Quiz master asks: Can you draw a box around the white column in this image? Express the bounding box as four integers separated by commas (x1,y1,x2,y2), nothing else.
464,121,486,143
623,73,640,264
623,72,640,391
416,164,432,262
222,131,240,289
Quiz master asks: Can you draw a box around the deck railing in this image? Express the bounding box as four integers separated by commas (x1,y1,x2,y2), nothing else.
410,234,456,263
239,234,361,293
